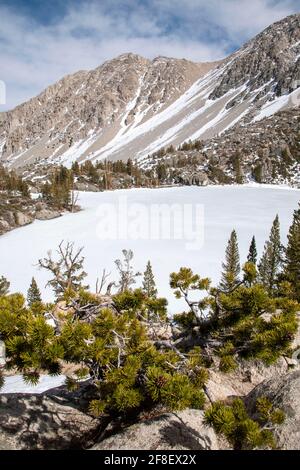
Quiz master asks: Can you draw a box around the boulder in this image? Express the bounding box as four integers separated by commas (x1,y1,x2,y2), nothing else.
75,182,100,192
35,209,61,220
3,211,16,226
204,370,243,402
15,211,33,226
246,370,300,450
0,219,11,234
92,409,218,450
0,385,100,450
146,322,173,341
204,357,298,402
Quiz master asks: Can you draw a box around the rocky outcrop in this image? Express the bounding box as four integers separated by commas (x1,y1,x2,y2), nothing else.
14,211,33,226
140,107,300,186
1,357,300,450
35,208,61,220
246,370,300,450
204,356,299,403
92,410,218,450
0,219,10,233
210,14,300,101
74,181,100,192
0,196,68,236
0,385,100,450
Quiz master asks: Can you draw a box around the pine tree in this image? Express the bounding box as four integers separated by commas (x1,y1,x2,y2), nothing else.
0,276,10,296
27,277,42,306
284,205,300,300
247,236,257,265
71,161,80,176
126,158,133,176
220,230,240,291
258,215,282,293
142,261,157,298
41,166,73,209
232,153,243,184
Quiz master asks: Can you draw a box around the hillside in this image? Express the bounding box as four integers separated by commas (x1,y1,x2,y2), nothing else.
139,108,300,186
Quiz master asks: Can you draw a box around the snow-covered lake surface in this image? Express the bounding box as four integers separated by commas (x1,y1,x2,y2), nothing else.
1,375,66,394
1,185,300,314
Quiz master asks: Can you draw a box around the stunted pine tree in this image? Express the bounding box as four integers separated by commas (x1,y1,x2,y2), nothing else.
284,205,300,300
38,241,88,297
247,236,257,265
0,276,9,296
219,230,240,292
258,215,282,293
142,261,157,298
115,249,140,293
27,277,42,306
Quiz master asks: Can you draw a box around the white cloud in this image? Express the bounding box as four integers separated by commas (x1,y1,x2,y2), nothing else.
0,0,298,110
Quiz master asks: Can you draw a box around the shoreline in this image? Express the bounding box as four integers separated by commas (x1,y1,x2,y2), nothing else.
1,182,299,238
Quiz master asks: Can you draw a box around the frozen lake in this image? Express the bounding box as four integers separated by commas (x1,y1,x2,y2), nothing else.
1,185,300,313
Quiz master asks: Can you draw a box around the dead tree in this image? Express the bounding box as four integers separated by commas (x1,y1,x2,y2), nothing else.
70,189,79,212
38,241,89,297
95,269,111,294
115,249,141,292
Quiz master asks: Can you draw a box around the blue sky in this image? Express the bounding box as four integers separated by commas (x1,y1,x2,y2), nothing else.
0,0,299,110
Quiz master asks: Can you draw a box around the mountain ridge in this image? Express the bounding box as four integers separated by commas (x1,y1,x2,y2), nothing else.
0,13,299,171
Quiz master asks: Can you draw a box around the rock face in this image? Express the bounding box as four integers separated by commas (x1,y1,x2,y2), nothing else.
204,357,298,403
139,107,300,186
0,14,299,170
246,370,300,450
92,410,218,450
0,54,214,168
0,386,100,450
14,211,33,226
0,196,64,236
210,14,300,101
35,208,61,220
74,181,100,192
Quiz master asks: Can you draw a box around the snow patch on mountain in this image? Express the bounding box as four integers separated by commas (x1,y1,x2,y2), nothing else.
253,87,300,122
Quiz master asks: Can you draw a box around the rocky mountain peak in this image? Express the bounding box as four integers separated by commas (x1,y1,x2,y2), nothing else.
0,14,299,170
210,13,300,100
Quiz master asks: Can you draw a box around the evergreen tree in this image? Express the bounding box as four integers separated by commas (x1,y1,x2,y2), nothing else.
41,166,73,209
0,276,10,296
252,164,263,183
142,261,157,298
284,204,300,300
258,215,282,293
126,158,134,176
247,236,257,265
71,161,80,176
219,230,240,291
27,277,42,306
205,397,284,450
156,163,167,181
232,153,243,184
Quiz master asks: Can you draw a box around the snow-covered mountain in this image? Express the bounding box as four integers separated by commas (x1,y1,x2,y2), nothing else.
0,13,299,170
